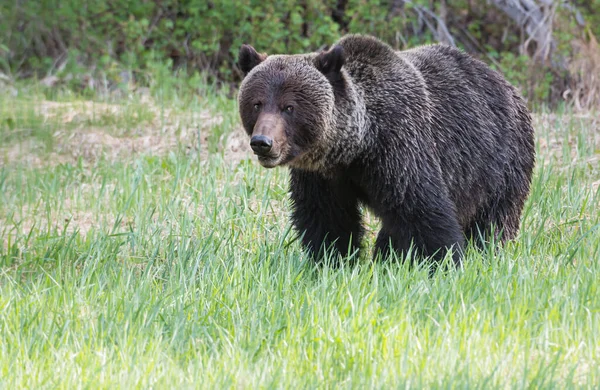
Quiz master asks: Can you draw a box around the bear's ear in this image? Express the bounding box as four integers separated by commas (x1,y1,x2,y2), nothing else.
238,44,267,76
315,45,345,80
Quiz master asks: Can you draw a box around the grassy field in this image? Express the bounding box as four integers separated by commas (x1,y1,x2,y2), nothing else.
1,81,599,388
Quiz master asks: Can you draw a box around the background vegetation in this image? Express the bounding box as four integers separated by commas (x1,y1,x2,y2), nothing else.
1,0,600,108
1,2,599,387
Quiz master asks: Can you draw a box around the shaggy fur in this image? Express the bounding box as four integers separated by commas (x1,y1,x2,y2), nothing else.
237,34,535,266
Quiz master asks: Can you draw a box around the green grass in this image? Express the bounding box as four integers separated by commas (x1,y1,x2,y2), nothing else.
0,83,599,388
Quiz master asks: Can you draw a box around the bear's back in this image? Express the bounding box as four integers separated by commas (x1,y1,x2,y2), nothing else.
337,37,534,229
398,44,518,113
399,44,534,227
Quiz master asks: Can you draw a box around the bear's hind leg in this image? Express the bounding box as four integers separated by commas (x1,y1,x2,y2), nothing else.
466,193,525,249
373,201,465,266
465,209,495,250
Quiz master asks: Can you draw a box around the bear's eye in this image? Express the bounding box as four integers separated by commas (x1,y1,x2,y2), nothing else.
253,103,261,111
284,105,294,114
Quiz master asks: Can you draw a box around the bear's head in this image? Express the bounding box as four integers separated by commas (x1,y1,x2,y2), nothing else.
237,44,346,169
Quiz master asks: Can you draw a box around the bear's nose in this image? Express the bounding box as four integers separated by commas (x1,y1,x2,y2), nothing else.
250,135,273,155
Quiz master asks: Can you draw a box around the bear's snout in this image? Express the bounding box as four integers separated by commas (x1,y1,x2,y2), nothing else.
250,135,273,155
250,113,288,167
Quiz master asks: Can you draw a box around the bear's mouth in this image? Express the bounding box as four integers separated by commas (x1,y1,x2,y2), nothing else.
257,154,282,168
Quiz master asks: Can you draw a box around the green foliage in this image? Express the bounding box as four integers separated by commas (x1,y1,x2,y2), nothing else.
0,0,342,81
0,1,598,107
0,0,476,80
491,53,554,107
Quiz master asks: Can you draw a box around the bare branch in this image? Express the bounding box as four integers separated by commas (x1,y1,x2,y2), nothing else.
403,0,456,46
489,0,556,63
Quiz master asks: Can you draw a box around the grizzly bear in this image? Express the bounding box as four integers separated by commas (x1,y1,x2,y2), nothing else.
237,34,535,266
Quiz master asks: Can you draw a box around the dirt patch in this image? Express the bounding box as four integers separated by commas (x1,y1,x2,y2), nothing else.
2,208,102,252
0,138,62,168
1,96,224,168
224,126,254,165
54,128,196,163
38,100,126,124
533,112,600,166
1,182,125,251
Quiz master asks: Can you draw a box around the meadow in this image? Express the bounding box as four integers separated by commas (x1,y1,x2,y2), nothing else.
0,80,599,388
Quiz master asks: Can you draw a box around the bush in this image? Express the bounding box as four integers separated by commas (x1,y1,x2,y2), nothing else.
0,0,340,80
1,1,598,108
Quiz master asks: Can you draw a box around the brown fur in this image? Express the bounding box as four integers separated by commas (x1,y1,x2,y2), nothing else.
237,35,535,266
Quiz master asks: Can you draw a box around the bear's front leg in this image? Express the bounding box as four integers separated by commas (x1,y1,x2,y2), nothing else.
289,168,364,264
